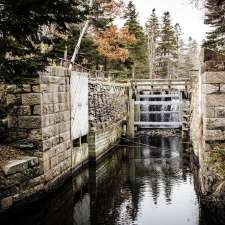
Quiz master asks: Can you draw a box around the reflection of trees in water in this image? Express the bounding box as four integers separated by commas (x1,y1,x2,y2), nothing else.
73,135,195,225
137,135,190,205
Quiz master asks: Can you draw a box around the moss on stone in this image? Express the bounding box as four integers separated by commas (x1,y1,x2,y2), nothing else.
209,144,225,177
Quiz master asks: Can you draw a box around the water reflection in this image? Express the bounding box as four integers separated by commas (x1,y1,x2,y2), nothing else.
0,135,223,225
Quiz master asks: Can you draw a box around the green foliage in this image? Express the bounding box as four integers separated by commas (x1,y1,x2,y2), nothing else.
0,0,87,82
157,12,177,57
203,0,225,52
145,9,160,42
209,144,225,177
123,1,148,76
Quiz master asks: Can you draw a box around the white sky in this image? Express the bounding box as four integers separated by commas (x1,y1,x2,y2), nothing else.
116,0,209,45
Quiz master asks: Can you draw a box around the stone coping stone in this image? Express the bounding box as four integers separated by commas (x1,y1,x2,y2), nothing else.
1,156,38,176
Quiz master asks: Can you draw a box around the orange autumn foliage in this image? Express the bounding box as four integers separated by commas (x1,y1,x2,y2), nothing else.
95,26,136,61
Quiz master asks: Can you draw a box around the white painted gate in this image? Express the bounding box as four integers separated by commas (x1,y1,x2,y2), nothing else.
70,71,88,140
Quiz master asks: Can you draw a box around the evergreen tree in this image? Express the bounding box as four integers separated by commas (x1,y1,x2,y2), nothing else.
156,11,177,77
0,0,87,82
123,1,148,78
174,23,183,54
145,9,160,79
158,12,177,57
203,0,225,51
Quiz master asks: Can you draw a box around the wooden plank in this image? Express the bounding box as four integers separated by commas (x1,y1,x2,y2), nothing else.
140,111,179,114
134,122,181,126
133,79,190,82
139,94,179,98
135,101,177,105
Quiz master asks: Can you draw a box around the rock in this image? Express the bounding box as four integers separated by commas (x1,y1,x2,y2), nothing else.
1,156,38,175
12,140,37,150
1,196,13,210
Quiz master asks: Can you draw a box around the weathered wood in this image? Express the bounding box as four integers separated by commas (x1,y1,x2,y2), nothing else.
140,111,179,114
140,94,179,98
135,101,177,105
134,121,181,127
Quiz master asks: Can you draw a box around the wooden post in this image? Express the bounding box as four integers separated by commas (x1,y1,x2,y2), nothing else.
127,88,134,138
128,98,135,138
179,91,183,128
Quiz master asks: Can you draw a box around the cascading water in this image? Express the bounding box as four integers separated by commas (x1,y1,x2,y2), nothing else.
139,90,181,128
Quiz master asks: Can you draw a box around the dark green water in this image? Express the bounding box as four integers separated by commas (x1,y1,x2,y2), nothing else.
0,135,223,225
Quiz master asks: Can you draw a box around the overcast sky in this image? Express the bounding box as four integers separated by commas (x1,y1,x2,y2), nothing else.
117,0,209,45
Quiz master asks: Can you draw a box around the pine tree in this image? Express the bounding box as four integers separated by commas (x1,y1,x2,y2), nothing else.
174,23,183,54
0,0,87,82
123,1,148,78
173,23,184,78
145,9,160,79
203,0,225,51
158,12,177,57
156,11,177,77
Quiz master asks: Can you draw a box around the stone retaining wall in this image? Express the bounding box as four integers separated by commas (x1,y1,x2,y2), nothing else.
191,49,225,201
89,80,128,132
0,67,74,211
88,80,129,158
0,70,130,211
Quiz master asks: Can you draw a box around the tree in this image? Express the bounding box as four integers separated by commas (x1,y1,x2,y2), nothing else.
156,11,177,77
123,1,148,77
203,0,225,51
70,0,124,66
185,37,199,71
95,25,136,62
0,0,87,82
158,12,177,57
145,9,160,79
174,23,183,55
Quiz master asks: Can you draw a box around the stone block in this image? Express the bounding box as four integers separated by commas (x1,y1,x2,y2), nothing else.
28,129,42,140
204,118,225,130
12,106,31,116
32,85,40,92
204,129,225,141
42,93,54,104
18,116,41,129
1,157,38,175
205,94,225,107
203,72,225,84
42,115,55,127
17,84,31,93
50,156,58,168
33,105,41,115
6,85,16,94
40,84,48,92
42,104,54,114
59,131,70,143
42,126,55,140
42,139,53,151
6,94,16,105
1,196,13,210
22,93,41,105
202,84,220,94
214,107,225,118
204,61,225,72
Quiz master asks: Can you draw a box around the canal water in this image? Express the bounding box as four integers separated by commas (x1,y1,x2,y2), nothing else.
0,134,222,225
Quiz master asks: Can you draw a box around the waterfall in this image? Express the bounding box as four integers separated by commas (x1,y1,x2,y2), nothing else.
139,90,181,128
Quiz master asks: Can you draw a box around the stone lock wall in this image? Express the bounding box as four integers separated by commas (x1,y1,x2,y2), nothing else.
199,49,225,143
191,49,225,200
0,67,73,210
88,80,129,159
0,70,129,211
